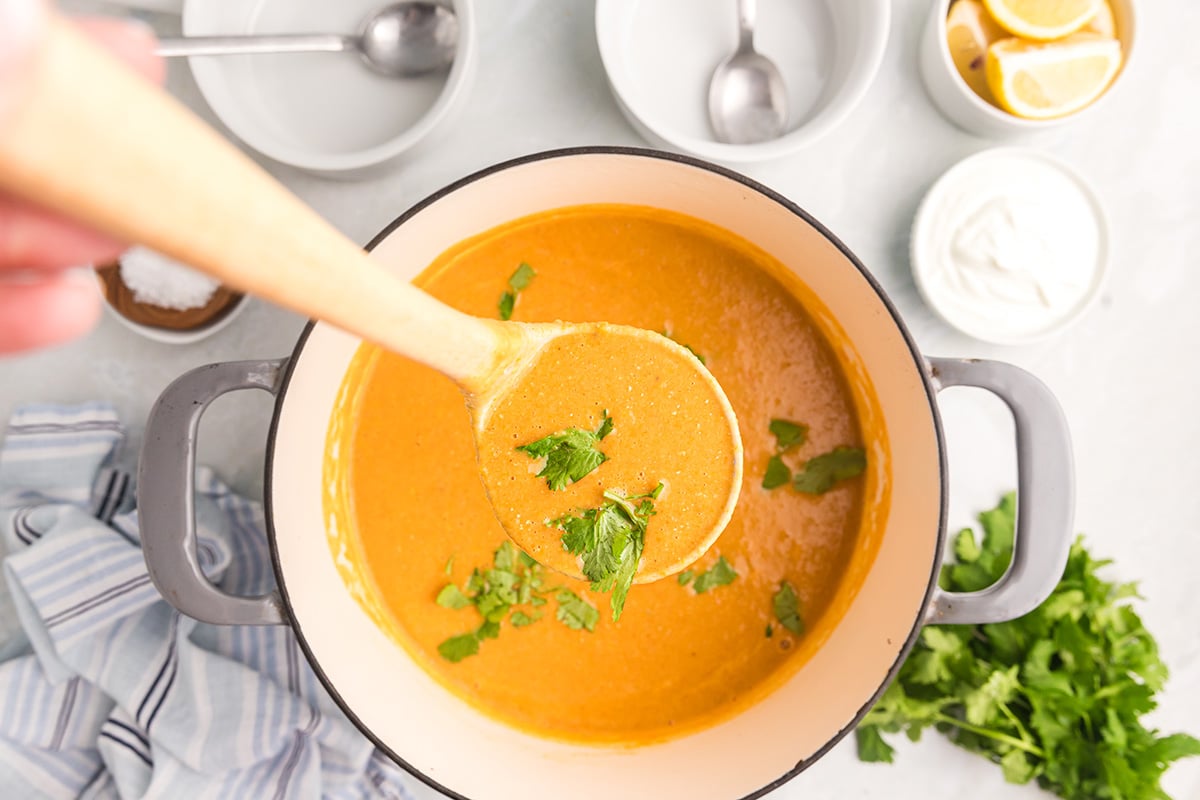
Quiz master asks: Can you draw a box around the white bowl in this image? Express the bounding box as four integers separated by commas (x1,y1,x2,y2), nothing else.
181,0,476,175
910,147,1111,345
595,0,890,163
918,0,1137,138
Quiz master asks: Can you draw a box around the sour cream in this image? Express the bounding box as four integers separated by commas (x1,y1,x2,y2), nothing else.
912,149,1108,344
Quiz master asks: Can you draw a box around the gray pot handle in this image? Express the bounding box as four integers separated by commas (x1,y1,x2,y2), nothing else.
924,357,1075,625
139,360,288,626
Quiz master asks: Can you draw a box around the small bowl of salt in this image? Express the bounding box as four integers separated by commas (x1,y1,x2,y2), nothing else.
95,247,247,344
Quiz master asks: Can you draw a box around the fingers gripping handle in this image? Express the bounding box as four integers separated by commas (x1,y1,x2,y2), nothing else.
924,358,1076,626
139,360,287,626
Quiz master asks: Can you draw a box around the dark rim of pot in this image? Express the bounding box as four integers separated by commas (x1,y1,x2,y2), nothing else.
264,146,949,800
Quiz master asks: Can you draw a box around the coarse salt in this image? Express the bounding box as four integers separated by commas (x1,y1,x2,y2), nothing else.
119,247,220,311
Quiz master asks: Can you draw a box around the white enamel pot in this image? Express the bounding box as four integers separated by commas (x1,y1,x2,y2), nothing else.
139,148,1075,800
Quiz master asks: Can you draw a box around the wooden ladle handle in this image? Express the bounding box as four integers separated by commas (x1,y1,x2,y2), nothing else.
0,18,499,383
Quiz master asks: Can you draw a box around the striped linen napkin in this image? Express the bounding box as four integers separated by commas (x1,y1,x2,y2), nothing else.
0,404,414,799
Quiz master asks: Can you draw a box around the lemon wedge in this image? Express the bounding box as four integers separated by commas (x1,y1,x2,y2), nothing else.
1084,0,1117,36
946,0,1009,103
983,0,1099,41
986,34,1122,119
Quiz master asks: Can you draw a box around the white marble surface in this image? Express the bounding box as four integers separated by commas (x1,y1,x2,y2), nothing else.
1,0,1197,797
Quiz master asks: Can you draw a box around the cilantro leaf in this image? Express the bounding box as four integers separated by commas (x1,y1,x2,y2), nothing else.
661,329,707,366
691,555,737,594
553,485,661,620
435,584,471,610
517,412,612,491
856,491,1200,799
773,580,804,634
953,529,981,563
793,446,866,494
682,343,707,365
508,262,535,291
769,419,808,451
497,263,536,320
555,589,599,632
510,610,541,627
677,570,694,586
762,455,792,490
493,540,518,571
443,555,454,575
498,292,516,321
437,633,479,663
856,725,896,764
765,624,774,638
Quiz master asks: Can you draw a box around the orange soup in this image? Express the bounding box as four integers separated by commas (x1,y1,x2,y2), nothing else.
326,204,889,744
476,326,741,581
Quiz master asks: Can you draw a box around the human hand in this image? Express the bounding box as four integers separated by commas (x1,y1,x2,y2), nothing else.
0,0,163,354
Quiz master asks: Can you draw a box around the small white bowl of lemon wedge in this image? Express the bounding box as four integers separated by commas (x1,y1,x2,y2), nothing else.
919,0,1136,138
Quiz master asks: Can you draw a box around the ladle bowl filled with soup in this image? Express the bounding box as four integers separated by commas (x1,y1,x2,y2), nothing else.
140,148,1075,799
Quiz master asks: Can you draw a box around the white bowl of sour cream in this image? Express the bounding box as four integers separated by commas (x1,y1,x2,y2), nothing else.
911,148,1110,345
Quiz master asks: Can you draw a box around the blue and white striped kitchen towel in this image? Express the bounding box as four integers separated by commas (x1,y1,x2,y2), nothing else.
0,404,415,799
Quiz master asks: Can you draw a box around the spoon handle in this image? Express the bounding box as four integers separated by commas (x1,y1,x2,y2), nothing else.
0,19,501,385
156,34,351,58
736,0,756,51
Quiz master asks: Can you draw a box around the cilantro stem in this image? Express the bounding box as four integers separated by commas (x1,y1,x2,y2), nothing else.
933,713,1045,757
997,702,1036,746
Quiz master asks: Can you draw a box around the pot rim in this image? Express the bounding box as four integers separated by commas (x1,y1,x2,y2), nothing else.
263,145,949,800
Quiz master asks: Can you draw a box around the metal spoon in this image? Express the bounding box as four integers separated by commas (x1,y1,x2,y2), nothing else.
708,0,788,144
155,1,458,78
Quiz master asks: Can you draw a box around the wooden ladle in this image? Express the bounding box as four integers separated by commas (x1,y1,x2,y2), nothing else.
0,19,743,583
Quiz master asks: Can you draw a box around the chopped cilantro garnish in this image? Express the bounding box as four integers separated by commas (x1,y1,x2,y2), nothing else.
692,555,737,594
677,569,694,586
552,482,662,621
517,411,613,491
761,419,864,494
510,610,541,627
792,446,867,494
498,292,516,321
661,329,707,366
555,589,599,632
435,584,471,610
773,581,804,634
443,555,454,575
437,633,479,663
769,419,808,451
762,455,792,489
435,542,547,661
498,262,536,321
765,624,774,638
856,492,1200,798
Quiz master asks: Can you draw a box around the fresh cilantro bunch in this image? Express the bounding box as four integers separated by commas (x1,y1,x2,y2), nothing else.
517,411,613,491
856,493,1200,799
436,541,599,662
552,484,662,622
